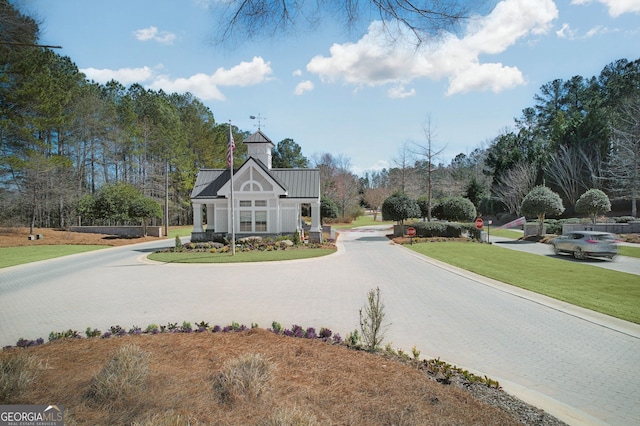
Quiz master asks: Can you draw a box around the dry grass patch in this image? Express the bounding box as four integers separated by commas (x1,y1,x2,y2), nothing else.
86,344,150,406
212,353,274,405
0,352,39,402
0,329,531,425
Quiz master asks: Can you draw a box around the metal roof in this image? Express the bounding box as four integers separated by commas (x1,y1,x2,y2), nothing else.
271,168,320,198
191,169,228,198
191,159,319,199
243,130,274,146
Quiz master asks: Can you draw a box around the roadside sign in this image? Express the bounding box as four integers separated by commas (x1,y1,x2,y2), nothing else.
407,227,416,237
475,218,484,229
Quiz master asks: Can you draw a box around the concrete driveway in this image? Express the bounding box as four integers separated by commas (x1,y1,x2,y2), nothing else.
1,227,639,425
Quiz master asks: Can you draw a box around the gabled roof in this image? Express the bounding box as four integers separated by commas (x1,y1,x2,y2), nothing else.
243,130,274,146
191,169,228,199
191,158,320,200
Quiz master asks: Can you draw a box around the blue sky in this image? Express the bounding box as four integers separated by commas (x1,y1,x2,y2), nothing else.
23,0,640,175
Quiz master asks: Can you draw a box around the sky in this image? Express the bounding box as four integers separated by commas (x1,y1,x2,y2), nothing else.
20,0,640,175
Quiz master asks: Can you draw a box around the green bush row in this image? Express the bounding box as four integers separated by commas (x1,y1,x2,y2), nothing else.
408,222,481,240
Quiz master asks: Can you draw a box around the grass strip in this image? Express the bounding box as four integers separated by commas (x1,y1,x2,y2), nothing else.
148,248,336,263
0,245,106,269
618,245,640,259
408,242,640,324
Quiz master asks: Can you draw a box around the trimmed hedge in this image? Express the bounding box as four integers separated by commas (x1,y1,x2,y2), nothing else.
408,221,481,240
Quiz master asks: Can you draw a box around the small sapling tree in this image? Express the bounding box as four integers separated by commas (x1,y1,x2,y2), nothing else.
359,287,389,352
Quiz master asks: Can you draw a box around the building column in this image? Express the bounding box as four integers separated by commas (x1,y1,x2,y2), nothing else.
192,202,204,233
310,201,321,232
206,204,215,230
309,200,322,243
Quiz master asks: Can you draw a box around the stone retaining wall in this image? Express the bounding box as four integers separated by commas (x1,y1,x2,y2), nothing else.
70,226,163,237
562,222,640,234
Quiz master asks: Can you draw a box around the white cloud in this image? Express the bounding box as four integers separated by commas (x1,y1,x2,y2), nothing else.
446,63,524,95
571,0,640,17
134,26,177,44
584,25,613,38
81,57,273,101
556,23,575,39
352,159,390,175
306,0,558,95
209,56,273,86
387,85,415,98
292,69,303,76
294,80,314,95
81,66,155,85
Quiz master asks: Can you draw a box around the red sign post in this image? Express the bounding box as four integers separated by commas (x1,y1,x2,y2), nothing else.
475,218,484,229
406,226,416,244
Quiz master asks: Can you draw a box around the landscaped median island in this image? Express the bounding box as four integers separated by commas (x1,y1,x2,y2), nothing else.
148,235,337,263
1,321,564,425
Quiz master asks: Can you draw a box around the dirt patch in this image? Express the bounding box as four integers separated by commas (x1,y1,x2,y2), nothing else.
0,227,161,248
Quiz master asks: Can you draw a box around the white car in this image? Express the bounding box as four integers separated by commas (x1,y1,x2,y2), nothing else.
549,231,618,260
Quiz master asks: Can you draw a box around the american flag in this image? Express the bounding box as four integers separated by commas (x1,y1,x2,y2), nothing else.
226,127,235,169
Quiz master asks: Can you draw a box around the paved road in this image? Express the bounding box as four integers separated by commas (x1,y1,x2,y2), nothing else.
1,228,639,425
490,236,640,275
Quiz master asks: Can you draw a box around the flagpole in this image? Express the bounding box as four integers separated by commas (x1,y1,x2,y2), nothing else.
229,120,236,256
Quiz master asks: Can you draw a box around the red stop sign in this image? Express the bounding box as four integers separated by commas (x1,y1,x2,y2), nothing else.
407,227,416,237
475,218,484,229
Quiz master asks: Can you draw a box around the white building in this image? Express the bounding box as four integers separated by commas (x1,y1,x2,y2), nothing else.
190,130,322,243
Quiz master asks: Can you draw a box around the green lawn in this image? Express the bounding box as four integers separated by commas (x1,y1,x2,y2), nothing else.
487,228,523,239
408,242,640,324
619,245,640,259
166,226,194,239
0,245,107,269
148,248,336,263
331,215,394,230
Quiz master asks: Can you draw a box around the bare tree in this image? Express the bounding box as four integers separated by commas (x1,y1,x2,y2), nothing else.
412,116,445,221
543,145,588,207
312,153,361,221
390,141,416,195
212,1,471,46
363,186,391,221
608,93,640,217
491,162,537,215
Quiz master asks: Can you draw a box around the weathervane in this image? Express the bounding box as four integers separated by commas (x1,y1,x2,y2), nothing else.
249,114,267,131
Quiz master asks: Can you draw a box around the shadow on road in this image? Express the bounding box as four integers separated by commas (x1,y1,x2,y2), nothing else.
354,236,390,242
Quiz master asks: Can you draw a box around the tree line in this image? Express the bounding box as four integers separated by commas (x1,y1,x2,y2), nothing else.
358,58,640,225
1,1,638,233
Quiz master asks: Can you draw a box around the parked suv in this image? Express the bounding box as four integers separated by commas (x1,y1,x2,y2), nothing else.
549,231,618,260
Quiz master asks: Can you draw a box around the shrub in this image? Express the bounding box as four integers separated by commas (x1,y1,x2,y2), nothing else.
438,196,477,222
381,192,420,224
86,344,150,406
174,235,183,251
212,353,274,405
0,352,39,403
615,216,637,223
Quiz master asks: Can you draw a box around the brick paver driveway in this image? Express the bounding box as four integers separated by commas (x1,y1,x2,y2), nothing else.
1,226,639,425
